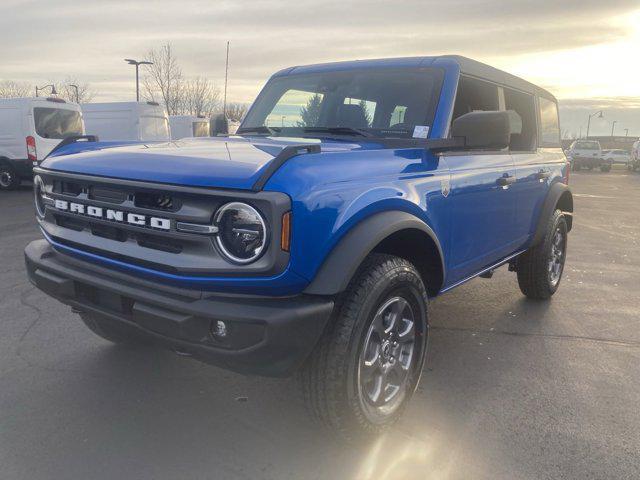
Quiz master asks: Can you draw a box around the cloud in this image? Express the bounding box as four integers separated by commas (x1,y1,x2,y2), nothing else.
1,0,638,134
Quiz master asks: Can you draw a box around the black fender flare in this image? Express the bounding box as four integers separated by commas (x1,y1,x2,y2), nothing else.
532,182,573,246
304,211,445,296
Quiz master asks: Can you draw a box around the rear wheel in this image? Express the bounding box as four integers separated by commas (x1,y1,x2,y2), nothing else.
517,209,568,299
600,164,611,172
299,254,429,440
0,164,19,191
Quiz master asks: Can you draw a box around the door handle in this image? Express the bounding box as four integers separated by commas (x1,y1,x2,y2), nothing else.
535,171,551,181
496,175,516,187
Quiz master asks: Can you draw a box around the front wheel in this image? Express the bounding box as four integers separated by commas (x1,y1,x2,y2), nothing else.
517,209,568,299
600,164,611,172
299,254,429,440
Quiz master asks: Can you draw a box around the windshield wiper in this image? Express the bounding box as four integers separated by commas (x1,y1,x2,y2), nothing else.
236,125,279,135
302,127,374,138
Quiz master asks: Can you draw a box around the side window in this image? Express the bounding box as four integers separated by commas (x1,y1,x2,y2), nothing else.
452,76,499,122
539,97,560,147
265,89,324,128
503,88,537,151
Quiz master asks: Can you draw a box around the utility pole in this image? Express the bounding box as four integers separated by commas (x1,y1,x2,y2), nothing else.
223,41,230,118
624,128,629,137
611,120,617,137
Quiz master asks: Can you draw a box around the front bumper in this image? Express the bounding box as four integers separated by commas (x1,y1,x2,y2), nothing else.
25,239,334,377
572,156,604,167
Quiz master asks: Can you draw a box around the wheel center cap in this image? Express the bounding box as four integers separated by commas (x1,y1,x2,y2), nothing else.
381,341,392,361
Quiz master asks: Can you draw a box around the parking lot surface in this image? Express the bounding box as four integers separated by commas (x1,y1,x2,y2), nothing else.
1,169,639,480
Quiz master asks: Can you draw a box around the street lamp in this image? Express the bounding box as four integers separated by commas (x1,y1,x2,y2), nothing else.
68,84,79,103
586,110,603,138
624,128,629,137
124,58,153,101
35,84,57,97
611,120,617,137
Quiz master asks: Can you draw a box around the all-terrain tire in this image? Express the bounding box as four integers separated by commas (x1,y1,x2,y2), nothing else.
79,311,142,344
517,209,568,299
299,254,429,440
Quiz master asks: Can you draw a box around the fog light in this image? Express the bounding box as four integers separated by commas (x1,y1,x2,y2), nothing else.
211,320,227,338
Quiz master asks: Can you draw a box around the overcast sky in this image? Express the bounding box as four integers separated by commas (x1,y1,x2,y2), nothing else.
2,0,639,137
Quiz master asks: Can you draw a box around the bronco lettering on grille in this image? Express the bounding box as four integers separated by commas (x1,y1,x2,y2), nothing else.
54,199,171,230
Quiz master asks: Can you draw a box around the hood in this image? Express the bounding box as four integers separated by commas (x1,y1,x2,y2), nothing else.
41,136,373,190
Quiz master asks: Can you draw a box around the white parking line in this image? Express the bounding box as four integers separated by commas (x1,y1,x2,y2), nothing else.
573,194,618,199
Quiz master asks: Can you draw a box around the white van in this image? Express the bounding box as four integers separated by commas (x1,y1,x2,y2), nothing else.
169,115,210,140
0,97,84,190
82,101,170,142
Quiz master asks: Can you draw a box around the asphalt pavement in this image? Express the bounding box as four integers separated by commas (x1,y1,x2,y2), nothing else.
1,168,639,480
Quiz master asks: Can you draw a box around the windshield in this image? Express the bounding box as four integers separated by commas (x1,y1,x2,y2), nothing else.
192,121,209,137
140,116,170,141
241,68,444,139
33,107,83,139
574,141,600,150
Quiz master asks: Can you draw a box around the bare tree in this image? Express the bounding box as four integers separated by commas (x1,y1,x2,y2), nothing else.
142,43,183,115
180,77,221,117
55,77,95,103
0,80,32,98
225,103,248,123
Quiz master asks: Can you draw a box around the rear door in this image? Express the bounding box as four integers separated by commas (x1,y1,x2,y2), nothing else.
503,87,548,244
445,76,518,285
30,102,84,160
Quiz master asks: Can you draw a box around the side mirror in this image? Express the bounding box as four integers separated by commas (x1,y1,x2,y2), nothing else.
210,113,229,136
451,110,513,150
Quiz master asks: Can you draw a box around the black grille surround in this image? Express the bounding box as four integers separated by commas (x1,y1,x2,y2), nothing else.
35,168,291,277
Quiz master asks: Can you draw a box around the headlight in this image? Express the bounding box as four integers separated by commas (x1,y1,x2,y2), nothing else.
34,175,47,218
214,202,267,264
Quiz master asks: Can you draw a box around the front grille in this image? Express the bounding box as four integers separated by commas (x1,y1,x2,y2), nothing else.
37,169,290,278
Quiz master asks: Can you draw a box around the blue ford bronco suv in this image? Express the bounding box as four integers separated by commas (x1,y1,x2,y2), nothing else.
25,56,572,438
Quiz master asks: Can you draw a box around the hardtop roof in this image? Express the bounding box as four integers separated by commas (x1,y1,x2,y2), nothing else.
273,55,557,102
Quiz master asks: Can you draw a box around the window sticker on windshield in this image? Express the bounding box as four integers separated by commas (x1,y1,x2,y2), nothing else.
413,125,430,139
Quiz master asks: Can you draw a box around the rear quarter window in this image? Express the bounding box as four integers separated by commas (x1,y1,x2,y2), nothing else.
538,97,560,147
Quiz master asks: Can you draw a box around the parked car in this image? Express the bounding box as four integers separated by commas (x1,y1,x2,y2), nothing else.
601,149,630,165
0,97,84,190
567,140,609,171
629,140,640,171
26,55,572,439
82,101,170,142
169,115,210,140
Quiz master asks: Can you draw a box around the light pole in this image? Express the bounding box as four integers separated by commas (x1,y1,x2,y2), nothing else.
624,128,629,137
611,120,617,137
35,84,57,97
586,110,603,138
124,59,153,101
69,84,79,103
